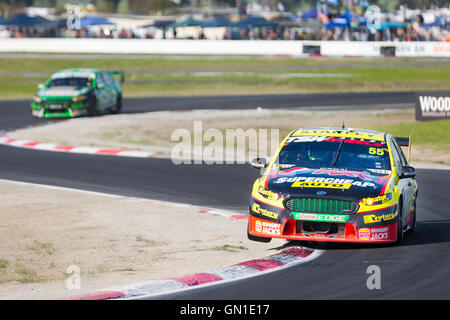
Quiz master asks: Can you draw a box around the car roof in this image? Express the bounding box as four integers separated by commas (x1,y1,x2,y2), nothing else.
290,127,386,142
51,68,99,79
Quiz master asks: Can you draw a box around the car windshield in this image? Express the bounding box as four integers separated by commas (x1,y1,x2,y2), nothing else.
276,136,391,171
48,77,90,89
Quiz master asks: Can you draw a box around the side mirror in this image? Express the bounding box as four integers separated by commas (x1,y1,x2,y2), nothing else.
37,83,45,90
251,158,267,169
399,165,416,179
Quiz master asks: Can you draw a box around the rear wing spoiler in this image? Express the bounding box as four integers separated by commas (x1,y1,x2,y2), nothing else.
108,70,124,83
395,135,412,164
395,136,409,147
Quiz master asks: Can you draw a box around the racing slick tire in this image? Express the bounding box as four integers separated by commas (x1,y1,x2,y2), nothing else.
247,223,272,243
110,94,122,114
87,96,98,117
408,193,417,234
395,198,404,245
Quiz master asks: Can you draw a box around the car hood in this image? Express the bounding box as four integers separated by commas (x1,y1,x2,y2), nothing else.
266,166,391,200
38,86,88,98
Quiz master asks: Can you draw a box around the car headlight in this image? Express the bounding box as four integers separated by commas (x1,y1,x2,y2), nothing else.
361,193,393,206
71,95,87,102
32,95,42,103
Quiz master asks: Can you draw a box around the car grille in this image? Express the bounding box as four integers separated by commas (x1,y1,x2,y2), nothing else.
44,101,68,113
285,197,358,214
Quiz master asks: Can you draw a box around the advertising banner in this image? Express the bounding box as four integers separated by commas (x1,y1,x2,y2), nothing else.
415,91,450,121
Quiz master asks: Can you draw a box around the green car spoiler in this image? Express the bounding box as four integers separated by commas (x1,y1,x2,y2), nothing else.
108,70,124,83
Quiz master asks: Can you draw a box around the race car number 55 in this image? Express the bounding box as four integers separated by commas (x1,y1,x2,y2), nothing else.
369,147,384,155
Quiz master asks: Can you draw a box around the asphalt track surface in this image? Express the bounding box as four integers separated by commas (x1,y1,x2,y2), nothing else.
1,91,449,299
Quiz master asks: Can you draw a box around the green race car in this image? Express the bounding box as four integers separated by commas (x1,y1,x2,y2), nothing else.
31,68,124,118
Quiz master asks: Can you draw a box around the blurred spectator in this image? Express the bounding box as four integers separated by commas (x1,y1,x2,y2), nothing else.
1,10,448,42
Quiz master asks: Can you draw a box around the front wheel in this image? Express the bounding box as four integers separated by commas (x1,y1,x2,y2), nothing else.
110,94,122,114
87,96,97,117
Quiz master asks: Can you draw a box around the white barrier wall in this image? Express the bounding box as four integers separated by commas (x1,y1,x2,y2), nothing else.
0,38,302,56
314,41,381,57
0,38,449,57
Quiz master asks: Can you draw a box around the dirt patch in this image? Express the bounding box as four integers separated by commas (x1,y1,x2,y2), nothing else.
0,180,285,300
9,108,450,167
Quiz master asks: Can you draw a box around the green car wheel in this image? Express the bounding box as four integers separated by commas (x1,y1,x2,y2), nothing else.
110,94,122,114
87,95,97,117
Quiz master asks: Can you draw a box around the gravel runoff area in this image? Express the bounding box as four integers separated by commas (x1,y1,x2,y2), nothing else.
0,180,286,300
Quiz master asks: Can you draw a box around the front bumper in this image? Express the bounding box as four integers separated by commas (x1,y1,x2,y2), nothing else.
248,197,398,243
31,100,89,118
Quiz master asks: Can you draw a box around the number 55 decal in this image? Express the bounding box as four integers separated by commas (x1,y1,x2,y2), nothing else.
369,147,384,156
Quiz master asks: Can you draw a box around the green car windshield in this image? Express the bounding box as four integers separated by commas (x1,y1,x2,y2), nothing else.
276,137,391,171
48,77,91,89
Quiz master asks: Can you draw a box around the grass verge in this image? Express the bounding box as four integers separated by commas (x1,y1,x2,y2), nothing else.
0,56,449,99
369,119,450,152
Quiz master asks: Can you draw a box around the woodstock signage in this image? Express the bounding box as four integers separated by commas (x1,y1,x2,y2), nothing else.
415,91,450,121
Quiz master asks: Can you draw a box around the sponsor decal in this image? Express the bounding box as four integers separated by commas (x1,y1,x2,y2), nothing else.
262,221,281,236
324,137,384,147
254,219,281,236
252,202,279,220
255,220,262,233
313,169,368,180
363,212,396,224
277,164,295,169
415,91,450,121
358,227,391,241
370,227,389,240
285,136,327,143
367,169,392,175
278,167,309,175
292,181,352,189
274,176,375,188
285,136,384,147
257,186,280,201
358,228,371,240
294,212,348,223
361,194,389,205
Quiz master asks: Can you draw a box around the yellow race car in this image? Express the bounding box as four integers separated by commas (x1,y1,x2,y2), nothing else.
248,127,418,245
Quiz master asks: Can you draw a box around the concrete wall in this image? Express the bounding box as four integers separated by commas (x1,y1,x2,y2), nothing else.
0,38,449,57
